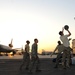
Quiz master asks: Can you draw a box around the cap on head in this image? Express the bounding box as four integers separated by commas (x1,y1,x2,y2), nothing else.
26,40,30,44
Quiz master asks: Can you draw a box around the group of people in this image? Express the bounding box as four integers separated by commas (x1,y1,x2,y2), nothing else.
20,38,41,74
51,26,73,69
20,25,73,74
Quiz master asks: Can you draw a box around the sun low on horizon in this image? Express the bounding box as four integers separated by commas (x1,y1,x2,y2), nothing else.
0,0,75,53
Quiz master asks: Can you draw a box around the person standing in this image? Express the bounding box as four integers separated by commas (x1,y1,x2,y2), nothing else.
20,40,30,70
28,38,41,73
59,26,71,68
50,41,64,68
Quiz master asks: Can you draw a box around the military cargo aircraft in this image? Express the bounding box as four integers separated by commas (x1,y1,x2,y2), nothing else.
0,39,24,56
0,44,16,56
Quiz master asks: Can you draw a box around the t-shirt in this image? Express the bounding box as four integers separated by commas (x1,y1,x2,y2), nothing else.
31,43,38,56
60,35,70,47
25,44,30,53
55,44,64,53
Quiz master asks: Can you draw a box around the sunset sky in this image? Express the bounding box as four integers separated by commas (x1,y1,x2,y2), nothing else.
0,0,75,53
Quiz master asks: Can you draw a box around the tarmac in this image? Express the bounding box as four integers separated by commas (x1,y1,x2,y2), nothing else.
0,58,75,75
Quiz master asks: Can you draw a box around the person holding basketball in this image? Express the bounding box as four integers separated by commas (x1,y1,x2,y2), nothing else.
59,25,72,68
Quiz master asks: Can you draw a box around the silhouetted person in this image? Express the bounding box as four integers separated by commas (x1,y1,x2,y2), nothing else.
51,41,64,68
20,40,30,70
59,27,72,68
28,38,41,74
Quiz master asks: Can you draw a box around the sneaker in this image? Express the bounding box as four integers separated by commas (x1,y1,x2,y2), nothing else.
54,66,58,68
25,67,29,70
36,69,41,72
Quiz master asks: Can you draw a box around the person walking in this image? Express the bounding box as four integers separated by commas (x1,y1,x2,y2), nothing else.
20,40,30,70
28,38,41,73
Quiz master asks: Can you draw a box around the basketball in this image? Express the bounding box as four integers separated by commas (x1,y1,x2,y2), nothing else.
64,25,69,30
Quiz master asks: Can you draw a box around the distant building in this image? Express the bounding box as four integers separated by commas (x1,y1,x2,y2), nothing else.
41,49,52,55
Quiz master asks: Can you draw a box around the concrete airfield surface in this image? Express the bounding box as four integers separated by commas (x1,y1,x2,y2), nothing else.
0,55,75,75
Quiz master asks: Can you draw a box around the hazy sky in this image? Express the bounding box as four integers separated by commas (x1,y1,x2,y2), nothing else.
0,0,75,53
